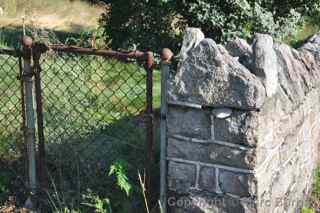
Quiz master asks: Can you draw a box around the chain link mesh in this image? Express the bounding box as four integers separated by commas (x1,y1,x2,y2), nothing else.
40,51,150,204
0,54,22,155
0,48,156,210
0,52,26,204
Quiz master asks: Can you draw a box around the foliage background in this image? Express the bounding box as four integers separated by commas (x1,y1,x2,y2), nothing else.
98,0,320,52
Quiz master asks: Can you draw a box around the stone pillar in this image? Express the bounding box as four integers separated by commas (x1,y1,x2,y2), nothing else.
166,29,320,213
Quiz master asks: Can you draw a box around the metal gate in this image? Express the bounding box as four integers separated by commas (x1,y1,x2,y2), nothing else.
0,37,156,211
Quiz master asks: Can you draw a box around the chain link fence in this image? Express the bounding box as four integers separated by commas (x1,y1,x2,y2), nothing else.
0,50,27,205
0,44,157,211
40,49,153,206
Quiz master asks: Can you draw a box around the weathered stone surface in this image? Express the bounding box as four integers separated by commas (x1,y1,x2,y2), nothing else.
275,44,309,107
168,161,197,194
171,38,266,109
226,37,253,58
226,38,254,71
213,111,258,147
279,132,299,164
219,170,256,197
300,33,320,55
166,29,320,213
252,34,278,97
170,191,257,213
198,167,216,193
178,28,205,62
167,107,211,139
167,138,256,169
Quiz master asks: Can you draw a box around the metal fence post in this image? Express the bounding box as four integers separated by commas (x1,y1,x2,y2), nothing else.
18,55,28,182
21,36,38,207
33,43,48,190
160,48,173,213
145,51,154,206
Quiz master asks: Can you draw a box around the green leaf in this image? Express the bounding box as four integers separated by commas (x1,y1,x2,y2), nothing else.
108,160,132,196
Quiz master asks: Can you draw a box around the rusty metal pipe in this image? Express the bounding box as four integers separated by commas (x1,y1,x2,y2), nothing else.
0,48,20,57
33,49,47,190
47,44,146,61
144,51,154,206
159,48,173,213
18,56,29,185
21,35,38,208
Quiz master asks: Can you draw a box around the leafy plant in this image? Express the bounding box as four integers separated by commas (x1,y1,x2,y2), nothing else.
108,160,132,197
99,0,320,51
82,192,113,213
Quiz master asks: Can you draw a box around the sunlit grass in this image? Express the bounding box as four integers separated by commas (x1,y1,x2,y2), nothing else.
301,167,320,212
0,0,103,32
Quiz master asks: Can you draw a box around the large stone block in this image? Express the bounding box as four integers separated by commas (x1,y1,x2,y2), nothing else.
218,169,256,197
170,38,266,109
279,132,299,164
167,107,211,139
198,167,216,193
167,138,256,169
258,157,299,213
168,161,197,194
213,111,258,147
166,30,320,213
256,149,281,200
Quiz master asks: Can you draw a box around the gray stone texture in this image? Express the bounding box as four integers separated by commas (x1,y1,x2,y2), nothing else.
170,38,266,109
169,191,257,213
198,167,216,193
252,34,279,97
168,161,197,194
167,107,211,139
213,111,258,147
166,29,320,213
167,137,256,169
219,169,256,197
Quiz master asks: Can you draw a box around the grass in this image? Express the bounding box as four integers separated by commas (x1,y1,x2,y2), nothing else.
0,0,103,33
301,167,320,213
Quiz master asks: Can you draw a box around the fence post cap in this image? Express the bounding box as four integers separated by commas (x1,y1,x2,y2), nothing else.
21,35,33,48
145,51,154,70
161,48,173,63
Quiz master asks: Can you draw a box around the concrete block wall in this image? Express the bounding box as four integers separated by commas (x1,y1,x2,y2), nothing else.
165,30,320,213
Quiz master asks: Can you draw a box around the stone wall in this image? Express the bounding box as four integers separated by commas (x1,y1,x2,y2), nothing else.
166,30,320,213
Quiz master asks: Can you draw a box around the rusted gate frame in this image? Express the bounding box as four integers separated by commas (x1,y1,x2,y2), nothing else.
0,47,19,57
0,43,155,204
32,43,155,203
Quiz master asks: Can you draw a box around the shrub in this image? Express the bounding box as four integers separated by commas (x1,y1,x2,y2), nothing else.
99,0,320,51
100,0,179,52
